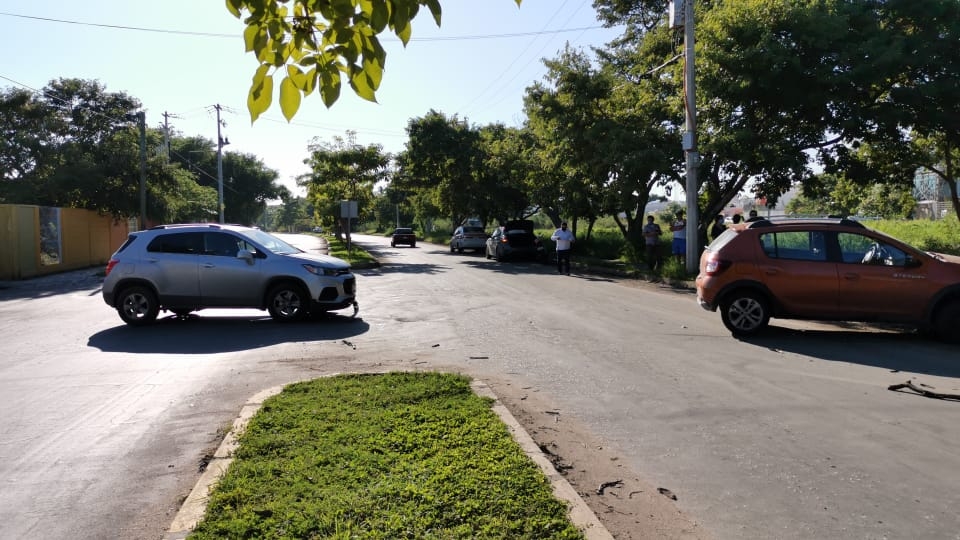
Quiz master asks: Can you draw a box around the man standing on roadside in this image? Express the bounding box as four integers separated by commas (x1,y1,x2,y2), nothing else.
551,221,575,275
670,210,687,265
642,215,662,271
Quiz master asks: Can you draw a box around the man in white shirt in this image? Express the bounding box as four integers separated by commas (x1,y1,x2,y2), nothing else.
670,210,686,265
551,221,575,275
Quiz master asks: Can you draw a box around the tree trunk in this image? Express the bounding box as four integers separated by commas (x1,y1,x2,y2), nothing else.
945,139,960,220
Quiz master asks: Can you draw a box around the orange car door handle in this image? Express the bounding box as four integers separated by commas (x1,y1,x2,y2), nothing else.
843,273,859,280
764,268,778,275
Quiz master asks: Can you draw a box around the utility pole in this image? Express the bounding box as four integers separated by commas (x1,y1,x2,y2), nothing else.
138,111,147,230
214,104,227,224
161,111,179,159
682,0,700,274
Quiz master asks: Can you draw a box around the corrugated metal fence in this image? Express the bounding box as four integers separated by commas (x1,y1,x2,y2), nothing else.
0,204,130,280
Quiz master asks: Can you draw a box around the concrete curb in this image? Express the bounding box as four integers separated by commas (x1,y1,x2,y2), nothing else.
164,385,286,540
164,376,613,539
471,380,614,539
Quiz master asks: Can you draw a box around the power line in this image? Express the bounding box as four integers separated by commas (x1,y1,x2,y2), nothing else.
0,11,604,42
456,0,573,115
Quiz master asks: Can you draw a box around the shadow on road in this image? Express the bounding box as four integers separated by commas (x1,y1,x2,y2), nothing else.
0,267,103,301
364,262,451,275
742,325,960,378
88,313,370,354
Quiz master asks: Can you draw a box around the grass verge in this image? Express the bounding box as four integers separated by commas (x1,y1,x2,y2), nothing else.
323,235,379,268
189,372,585,540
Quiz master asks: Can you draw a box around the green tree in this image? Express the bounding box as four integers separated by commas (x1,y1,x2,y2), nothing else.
525,45,676,249
228,0,521,121
824,1,960,219
525,46,609,236
396,111,482,225
169,135,287,225
300,133,390,238
0,78,189,220
475,124,536,226
222,152,286,225
593,0,956,248
0,88,57,190
787,173,916,219
275,193,311,232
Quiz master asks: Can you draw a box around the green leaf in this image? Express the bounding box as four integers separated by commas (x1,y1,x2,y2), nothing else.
225,0,242,18
247,64,273,123
303,67,318,95
350,67,377,103
362,55,383,90
279,77,301,121
424,0,442,26
392,3,412,45
243,24,261,53
370,0,389,32
396,20,412,45
287,65,308,89
320,69,342,108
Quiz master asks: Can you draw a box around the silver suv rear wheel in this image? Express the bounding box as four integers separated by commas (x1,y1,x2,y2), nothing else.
118,285,159,326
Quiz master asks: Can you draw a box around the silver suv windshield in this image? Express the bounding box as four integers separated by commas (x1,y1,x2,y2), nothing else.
244,229,301,255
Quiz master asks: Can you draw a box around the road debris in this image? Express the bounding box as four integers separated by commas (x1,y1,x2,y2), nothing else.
888,380,960,401
597,479,623,495
198,454,213,473
658,487,677,500
469,356,489,359
341,339,356,350
538,443,573,473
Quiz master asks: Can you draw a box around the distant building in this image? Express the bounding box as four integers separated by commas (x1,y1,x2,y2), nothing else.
913,168,954,219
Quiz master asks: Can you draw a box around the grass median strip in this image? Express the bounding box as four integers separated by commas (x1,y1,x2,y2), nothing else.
189,372,584,539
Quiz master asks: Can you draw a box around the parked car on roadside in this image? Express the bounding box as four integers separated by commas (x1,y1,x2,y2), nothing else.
696,217,960,341
101,223,357,326
486,220,539,262
450,225,487,253
390,227,417,248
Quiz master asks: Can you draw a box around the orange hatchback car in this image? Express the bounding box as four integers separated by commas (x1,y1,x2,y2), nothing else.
696,218,960,341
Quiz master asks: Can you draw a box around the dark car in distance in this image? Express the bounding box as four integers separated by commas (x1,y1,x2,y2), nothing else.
486,220,539,262
390,227,417,248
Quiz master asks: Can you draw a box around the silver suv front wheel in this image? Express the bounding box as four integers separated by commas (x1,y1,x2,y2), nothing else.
267,283,309,322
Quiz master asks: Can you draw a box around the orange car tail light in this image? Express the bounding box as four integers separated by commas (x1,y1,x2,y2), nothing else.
704,258,732,276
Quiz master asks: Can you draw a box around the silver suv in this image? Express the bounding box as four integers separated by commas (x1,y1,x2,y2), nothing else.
102,224,357,325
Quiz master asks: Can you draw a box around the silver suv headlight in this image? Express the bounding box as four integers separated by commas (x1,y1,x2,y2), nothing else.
302,264,335,276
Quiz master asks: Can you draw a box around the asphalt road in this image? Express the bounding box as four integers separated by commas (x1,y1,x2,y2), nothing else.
1,232,958,539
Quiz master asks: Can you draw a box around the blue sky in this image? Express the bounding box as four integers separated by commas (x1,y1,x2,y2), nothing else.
1,1,623,196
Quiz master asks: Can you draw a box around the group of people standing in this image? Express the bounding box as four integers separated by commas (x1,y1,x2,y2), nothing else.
642,208,762,270
551,209,762,274
640,210,686,271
